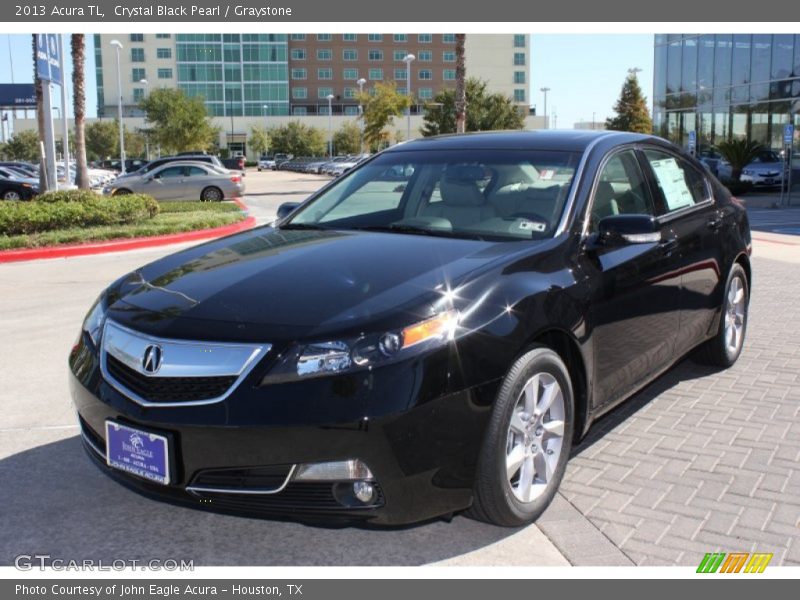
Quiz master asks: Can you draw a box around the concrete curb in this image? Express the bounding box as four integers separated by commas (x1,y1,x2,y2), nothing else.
0,198,255,264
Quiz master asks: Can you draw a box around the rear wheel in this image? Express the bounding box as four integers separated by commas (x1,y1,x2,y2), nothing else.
693,263,749,367
113,188,132,196
201,186,223,202
469,347,574,526
2,190,22,201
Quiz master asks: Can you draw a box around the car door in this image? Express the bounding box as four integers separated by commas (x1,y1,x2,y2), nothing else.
185,165,213,199
148,166,187,200
640,147,724,357
579,148,682,407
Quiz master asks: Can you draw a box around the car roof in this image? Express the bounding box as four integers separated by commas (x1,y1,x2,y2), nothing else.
387,130,656,153
153,160,221,171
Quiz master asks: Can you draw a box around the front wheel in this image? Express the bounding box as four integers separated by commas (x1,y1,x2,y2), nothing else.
693,263,749,367
469,347,574,527
2,190,22,200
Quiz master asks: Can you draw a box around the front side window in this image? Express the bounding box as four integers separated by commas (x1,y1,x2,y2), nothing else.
157,166,185,179
643,149,709,213
287,149,582,241
589,149,655,233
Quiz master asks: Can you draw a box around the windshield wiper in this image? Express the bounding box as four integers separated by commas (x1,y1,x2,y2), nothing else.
346,224,486,240
279,222,331,231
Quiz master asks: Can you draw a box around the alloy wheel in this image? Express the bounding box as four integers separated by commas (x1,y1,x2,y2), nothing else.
725,275,746,355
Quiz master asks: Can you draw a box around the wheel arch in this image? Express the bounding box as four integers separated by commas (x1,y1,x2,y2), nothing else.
734,251,752,295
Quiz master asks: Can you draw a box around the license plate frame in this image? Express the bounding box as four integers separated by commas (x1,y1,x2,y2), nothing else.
105,420,171,485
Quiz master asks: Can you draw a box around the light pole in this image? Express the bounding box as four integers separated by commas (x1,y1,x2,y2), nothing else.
326,94,334,157
110,39,126,174
540,87,550,129
357,78,366,153
403,54,415,141
262,104,269,157
139,78,150,160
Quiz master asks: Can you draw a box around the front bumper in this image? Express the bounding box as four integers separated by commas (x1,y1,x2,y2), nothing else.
69,334,497,526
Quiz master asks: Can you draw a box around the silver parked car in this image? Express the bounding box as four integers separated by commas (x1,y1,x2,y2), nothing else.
104,161,245,201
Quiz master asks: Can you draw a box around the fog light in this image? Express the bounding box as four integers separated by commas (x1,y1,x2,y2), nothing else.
294,459,374,481
353,481,375,503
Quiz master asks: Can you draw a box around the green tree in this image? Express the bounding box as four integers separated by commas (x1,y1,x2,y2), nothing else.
269,121,326,156
605,72,653,133
718,138,764,181
84,120,119,160
2,130,40,162
249,125,271,156
421,78,525,136
139,88,219,154
332,121,362,155
71,34,90,189
124,126,147,158
360,82,410,149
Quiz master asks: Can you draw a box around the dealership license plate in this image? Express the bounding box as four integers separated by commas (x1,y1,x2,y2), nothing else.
105,421,170,485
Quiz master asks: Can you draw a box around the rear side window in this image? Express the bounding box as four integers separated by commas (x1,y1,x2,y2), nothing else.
643,149,709,214
187,166,209,176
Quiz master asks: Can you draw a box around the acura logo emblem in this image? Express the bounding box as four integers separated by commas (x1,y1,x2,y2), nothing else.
142,345,163,374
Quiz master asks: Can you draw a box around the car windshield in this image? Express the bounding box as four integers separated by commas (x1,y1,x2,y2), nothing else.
753,151,781,163
285,149,582,241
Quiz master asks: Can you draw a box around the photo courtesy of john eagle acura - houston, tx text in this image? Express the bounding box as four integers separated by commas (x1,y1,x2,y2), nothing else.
69,130,752,527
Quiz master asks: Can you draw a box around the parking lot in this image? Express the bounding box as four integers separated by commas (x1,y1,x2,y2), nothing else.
1,170,798,566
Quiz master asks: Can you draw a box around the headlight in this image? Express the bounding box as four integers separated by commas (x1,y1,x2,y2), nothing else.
263,309,459,382
742,169,754,175
82,294,107,346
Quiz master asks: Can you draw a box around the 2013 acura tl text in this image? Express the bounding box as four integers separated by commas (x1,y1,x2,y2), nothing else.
69,131,752,526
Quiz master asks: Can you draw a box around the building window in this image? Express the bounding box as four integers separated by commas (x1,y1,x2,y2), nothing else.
292,87,307,99
369,68,383,80
156,33,171,39
317,34,332,41
418,88,433,99
394,69,407,80
343,34,357,42
291,68,307,80
442,34,456,43
129,34,144,43
514,89,526,102
290,34,306,41
317,49,332,61
132,68,146,82
293,106,307,115
397,87,407,95
156,48,172,59
513,52,526,66
368,34,383,42
318,68,333,80
344,87,357,98
443,69,456,81
419,69,432,80
318,87,333,98
418,51,432,62
131,48,145,62
133,88,145,102
369,49,384,61
291,48,306,60
514,34,526,48
157,68,173,79
393,50,408,61
443,51,455,62
344,105,359,115
418,34,433,43
514,71,526,84
393,34,407,43
343,49,358,61
343,68,358,80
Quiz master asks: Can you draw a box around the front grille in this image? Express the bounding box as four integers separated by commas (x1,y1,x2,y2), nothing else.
105,353,237,403
190,465,294,491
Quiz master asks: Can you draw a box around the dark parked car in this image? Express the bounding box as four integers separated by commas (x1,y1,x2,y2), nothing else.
0,177,38,200
121,154,226,177
70,131,751,527
221,156,247,172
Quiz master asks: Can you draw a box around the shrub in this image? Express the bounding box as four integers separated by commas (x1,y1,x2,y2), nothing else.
0,193,159,236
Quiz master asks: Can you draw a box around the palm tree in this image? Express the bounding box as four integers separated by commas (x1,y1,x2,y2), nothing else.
32,34,48,192
71,34,90,189
455,34,466,134
718,139,764,182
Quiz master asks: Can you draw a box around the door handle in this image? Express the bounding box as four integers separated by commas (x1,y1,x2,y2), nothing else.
707,217,723,231
658,238,678,255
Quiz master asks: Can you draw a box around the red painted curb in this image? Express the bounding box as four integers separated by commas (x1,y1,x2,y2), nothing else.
0,199,256,264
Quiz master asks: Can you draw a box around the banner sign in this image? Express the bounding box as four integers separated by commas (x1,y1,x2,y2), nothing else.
35,33,62,84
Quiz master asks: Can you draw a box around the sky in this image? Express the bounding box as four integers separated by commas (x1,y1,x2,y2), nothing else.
0,33,654,130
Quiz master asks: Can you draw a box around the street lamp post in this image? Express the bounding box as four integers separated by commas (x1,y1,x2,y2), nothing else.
326,94,335,157
139,78,149,160
262,104,269,129
540,87,550,130
403,54,415,141
357,78,366,153
110,39,126,174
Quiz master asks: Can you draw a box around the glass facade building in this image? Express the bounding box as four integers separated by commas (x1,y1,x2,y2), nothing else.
175,34,290,117
654,34,800,151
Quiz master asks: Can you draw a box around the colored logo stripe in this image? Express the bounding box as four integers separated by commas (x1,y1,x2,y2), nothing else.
696,552,773,573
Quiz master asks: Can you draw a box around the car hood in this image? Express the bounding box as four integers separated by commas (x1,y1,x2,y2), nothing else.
108,226,520,340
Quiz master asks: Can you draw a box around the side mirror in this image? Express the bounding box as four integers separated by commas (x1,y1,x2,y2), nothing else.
277,202,300,220
597,214,660,245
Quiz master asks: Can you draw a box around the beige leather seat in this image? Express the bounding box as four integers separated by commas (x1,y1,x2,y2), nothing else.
421,167,496,228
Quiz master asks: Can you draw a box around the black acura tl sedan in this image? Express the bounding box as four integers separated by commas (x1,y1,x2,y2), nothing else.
70,131,751,527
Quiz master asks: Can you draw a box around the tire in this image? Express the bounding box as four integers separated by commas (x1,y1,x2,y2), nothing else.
692,263,749,368
201,186,223,202
113,188,132,196
468,346,574,527
2,190,22,201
